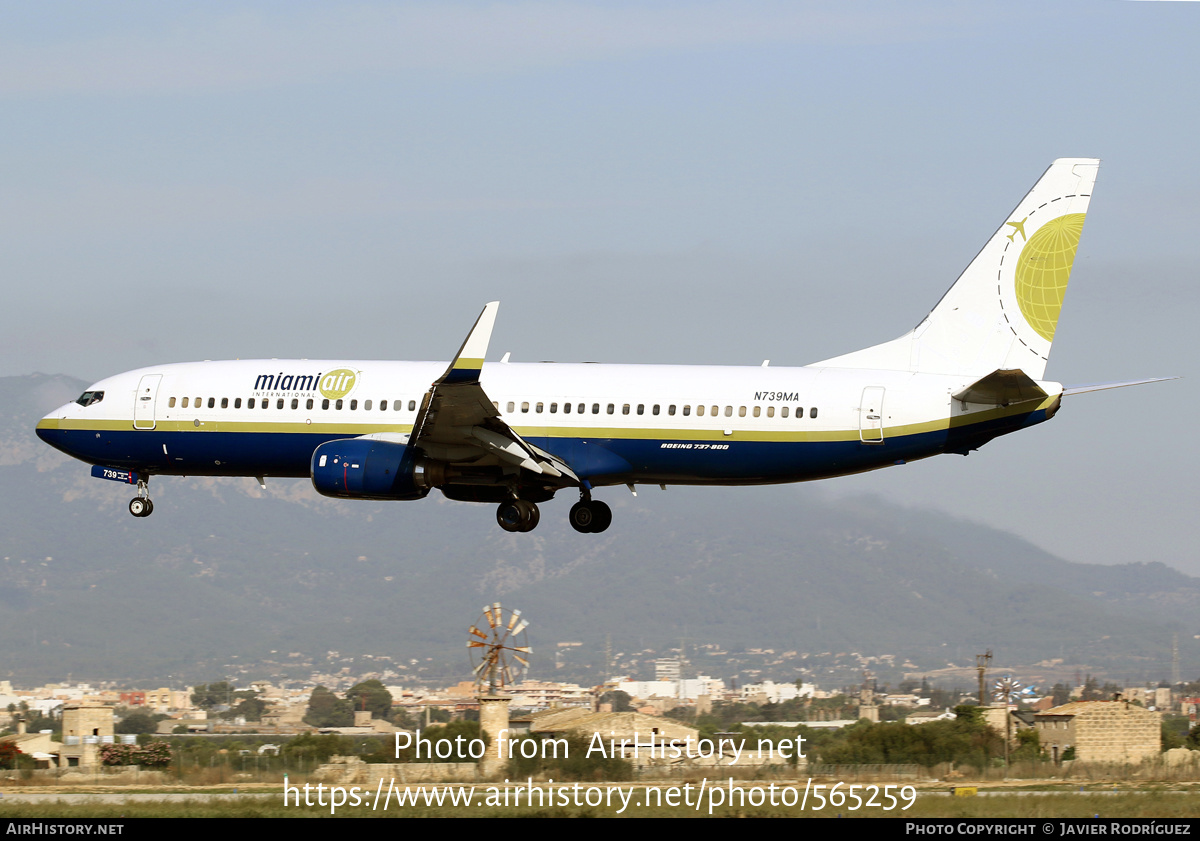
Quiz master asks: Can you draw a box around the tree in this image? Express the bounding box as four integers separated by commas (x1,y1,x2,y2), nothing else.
1011,728,1041,762
304,686,352,728
0,742,22,769
223,696,268,722
191,682,236,710
599,690,633,712
346,680,392,720
283,733,353,763
1186,723,1200,750
115,711,164,735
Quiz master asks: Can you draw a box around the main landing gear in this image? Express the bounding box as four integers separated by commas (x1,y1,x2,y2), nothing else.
494,491,612,534
496,498,540,533
129,479,154,518
569,493,611,534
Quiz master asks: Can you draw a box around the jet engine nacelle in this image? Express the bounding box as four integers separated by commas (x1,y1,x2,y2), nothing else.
310,438,444,501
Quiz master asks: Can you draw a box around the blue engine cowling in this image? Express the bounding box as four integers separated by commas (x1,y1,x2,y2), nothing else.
310,438,439,501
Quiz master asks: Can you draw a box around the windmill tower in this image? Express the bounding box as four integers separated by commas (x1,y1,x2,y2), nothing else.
467,603,531,776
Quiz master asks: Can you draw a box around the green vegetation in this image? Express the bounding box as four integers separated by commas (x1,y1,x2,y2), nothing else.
190,682,267,722
395,721,487,764
346,680,393,720
506,734,634,781
304,685,353,728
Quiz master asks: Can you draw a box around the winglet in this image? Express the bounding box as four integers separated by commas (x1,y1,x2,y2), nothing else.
438,302,499,385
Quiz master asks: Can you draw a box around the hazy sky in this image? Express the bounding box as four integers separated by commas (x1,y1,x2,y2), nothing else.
4,1,1196,573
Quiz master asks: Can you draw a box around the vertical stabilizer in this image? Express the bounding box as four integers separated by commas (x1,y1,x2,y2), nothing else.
815,158,1098,379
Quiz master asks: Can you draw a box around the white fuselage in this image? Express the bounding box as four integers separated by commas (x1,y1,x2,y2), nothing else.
37,358,1062,487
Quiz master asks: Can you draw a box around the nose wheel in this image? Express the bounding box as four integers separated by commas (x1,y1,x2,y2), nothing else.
129,479,154,517
496,499,540,532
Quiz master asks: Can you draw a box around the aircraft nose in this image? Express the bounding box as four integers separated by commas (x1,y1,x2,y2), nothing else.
36,406,69,448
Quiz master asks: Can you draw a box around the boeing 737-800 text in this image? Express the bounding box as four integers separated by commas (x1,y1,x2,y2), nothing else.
35,159,1170,533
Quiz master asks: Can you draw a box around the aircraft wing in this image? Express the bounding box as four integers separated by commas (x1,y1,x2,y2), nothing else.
408,303,578,483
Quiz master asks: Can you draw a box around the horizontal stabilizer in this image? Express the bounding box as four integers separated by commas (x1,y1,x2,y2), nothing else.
952,369,1048,406
1063,377,1179,396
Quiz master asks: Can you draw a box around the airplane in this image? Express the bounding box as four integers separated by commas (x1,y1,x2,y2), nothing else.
36,158,1173,534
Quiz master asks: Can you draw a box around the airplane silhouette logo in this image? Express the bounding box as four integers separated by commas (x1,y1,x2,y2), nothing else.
1006,216,1028,243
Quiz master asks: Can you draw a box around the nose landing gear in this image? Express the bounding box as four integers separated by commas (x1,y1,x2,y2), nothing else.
129,479,154,517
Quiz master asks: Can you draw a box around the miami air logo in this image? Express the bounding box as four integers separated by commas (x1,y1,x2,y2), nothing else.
1012,213,1085,342
319,369,360,400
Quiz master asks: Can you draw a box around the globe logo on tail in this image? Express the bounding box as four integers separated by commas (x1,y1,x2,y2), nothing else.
1013,213,1086,342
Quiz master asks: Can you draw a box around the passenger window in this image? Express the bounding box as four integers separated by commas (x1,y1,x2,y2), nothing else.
724,406,732,417
507,402,515,413
169,397,177,408
394,400,402,411
291,398,299,410
306,398,314,410
697,405,705,417
738,406,746,417
536,402,544,413
781,406,788,418
195,397,201,407
207,398,215,409
683,405,691,416
668,405,676,416
277,398,284,409
652,404,660,416
810,407,818,419
622,404,630,415
711,406,718,417
262,399,269,410
577,403,585,414
607,404,615,415
521,402,529,413
766,406,774,418
637,404,644,415
234,398,242,409
550,403,558,413
336,399,343,410
245,398,252,409
796,406,803,418
408,400,416,411
350,400,358,410
592,404,600,414
182,397,189,408
753,406,761,417
364,400,372,411
563,403,571,414
322,399,330,410
221,398,228,409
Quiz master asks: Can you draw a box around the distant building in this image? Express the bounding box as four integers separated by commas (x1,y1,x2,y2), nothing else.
1035,701,1160,764
0,719,58,768
739,680,811,705
59,704,115,768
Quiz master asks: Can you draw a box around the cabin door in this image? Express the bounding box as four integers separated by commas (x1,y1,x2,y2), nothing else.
133,374,162,430
859,386,885,443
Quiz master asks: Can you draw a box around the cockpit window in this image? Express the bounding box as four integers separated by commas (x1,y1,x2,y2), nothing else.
75,391,104,407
